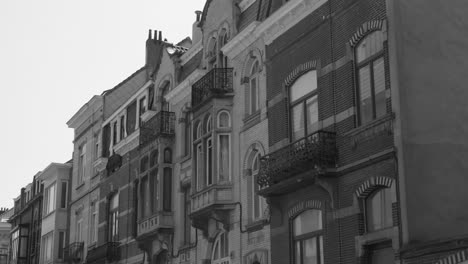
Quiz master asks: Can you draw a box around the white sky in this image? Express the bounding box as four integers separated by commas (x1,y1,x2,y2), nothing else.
0,0,206,208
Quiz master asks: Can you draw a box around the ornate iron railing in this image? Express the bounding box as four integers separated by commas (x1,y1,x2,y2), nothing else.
192,68,233,109
85,242,120,263
139,111,175,147
257,131,337,188
64,242,84,263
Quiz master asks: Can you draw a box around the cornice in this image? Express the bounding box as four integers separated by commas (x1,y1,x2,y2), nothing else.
222,0,327,59
67,95,103,129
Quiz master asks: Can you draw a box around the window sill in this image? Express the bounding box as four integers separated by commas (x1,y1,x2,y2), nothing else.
245,218,268,232
343,113,394,137
242,111,261,130
355,226,399,257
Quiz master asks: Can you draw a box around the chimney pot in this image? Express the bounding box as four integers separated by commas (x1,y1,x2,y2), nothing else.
148,29,152,39
154,30,158,40
195,10,202,22
159,31,162,41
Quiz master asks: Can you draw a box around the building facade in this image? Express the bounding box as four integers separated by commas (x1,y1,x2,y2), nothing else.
38,163,72,264
9,175,43,264
66,95,103,264
0,208,13,264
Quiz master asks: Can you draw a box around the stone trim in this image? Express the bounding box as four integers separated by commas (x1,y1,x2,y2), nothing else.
349,20,386,47
283,60,318,88
355,176,394,199
435,250,468,264
288,200,322,219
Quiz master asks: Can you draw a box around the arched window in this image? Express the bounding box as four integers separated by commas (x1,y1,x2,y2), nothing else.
251,152,265,220
292,209,324,264
184,112,191,157
218,110,231,128
140,156,149,173
163,167,172,212
196,122,203,139
355,30,387,125
164,148,172,163
289,70,318,141
249,60,260,115
365,184,394,232
208,37,218,69
109,193,119,242
206,115,212,132
160,81,171,112
219,29,229,67
212,232,230,264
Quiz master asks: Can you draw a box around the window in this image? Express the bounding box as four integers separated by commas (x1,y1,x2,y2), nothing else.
206,138,213,186
41,232,53,263
44,183,56,215
119,115,126,141
76,216,83,242
58,231,65,260
94,134,100,161
196,143,203,191
356,30,387,125
289,70,318,141
251,153,265,220
183,112,191,157
219,29,229,67
112,121,118,145
249,60,260,115
78,144,86,185
90,202,98,244
150,169,158,213
164,148,172,163
207,37,218,69
292,209,324,264
368,242,394,264
183,187,192,244
139,96,147,126
218,134,230,182
218,111,230,128
60,181,67,209
163,168,172,212
10,230,19,262
141,176,150,218
140,156,149,173
365,185,394,232
150,150,158,167
212,232,229,264
109,193,119,242
161,82,170,112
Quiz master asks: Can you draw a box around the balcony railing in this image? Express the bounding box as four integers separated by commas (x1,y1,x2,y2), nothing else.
139,111,175,147
85,242,120,264
257,131,337,188
191,184,233,215
137,212,174,238
64,242,84,263
191,68,233,109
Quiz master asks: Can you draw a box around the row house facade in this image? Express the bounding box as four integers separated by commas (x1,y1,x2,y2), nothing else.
66,96,103,264
0,208,13,264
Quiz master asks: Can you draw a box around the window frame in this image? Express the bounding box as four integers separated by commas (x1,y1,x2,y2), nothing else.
364,185,394,233
78,143,86,186
108,193,119,242
217,133,231,182
44,182,57,215
291,209,324,264
249,60,260,115
89,201,98,244
211,231,230,264
251,152,265,221
355,30,387,126
288,70,319,142
217,110,231,128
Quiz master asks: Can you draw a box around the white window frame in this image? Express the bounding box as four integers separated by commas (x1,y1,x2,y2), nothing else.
89,201,98,244
76,216,83,242
41,232,54,263
206,138,213,186
119,113,127,141
196,143,203,191
217,133,231,182
60,181,68,209
249,60,260,115
78,143,86,185
44,183,56,215
251,152,265,221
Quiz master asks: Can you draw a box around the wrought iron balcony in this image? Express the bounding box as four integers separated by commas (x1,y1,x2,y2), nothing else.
85,242,120,264
139,111,175,147
64,242,84,263
137,212,174,239
191,68,233,109
258,131,337,191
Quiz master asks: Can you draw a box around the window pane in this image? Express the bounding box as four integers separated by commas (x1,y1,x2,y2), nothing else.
356,31,384,63
219,135,230,181
250,78,258,113
295,241,301,264
303,238,318,264
60,182,67,209
163,168,172,211
207,140,213,185
196,144,203,190
150,169,158,213
58,231,64,259
290,71,317,102
367,187,393,231
370,246,394,264
253,175,260,219
292,104,305,141
218,112,230,128
359,65,373,125
373,57,386,118
293,210,322,236
306,95,318,135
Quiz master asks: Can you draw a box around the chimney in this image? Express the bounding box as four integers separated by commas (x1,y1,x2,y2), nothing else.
159,31,162,41
148,29,152,40
193,11,203,44
153,30,158,41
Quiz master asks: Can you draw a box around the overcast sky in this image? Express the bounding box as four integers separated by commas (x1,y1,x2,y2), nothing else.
0,0,206,208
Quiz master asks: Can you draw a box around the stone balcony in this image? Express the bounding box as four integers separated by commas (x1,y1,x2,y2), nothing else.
136,212,174,239
190,184,235,236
